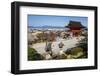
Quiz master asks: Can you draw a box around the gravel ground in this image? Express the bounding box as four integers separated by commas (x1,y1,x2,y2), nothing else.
32,36,84,56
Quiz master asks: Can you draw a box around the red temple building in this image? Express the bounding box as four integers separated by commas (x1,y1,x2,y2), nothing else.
66,21,85,36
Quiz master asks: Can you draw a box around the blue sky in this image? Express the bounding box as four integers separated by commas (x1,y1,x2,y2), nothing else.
28,15,88,27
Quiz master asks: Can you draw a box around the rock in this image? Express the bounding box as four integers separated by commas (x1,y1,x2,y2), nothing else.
45,54,52,60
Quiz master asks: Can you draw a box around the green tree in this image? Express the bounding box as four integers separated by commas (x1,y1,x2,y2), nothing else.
28,47,44,60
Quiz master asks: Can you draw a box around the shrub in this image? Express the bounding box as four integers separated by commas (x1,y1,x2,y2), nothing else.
59,54,67,59
28,47,44,60
70,47,83,55
76,36,88,58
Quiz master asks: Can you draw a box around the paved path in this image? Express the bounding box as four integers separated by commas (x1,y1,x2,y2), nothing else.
32,37,84,56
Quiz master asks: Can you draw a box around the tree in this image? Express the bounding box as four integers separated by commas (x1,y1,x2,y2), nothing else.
76,34,88,58
28,47,44,60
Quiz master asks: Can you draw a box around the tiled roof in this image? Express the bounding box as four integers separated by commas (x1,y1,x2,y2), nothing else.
66,21,85,28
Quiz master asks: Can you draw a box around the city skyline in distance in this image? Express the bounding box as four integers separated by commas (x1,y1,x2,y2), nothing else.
28,15,88,28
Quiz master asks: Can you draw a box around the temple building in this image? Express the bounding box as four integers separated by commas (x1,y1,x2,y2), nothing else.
66,21,85,36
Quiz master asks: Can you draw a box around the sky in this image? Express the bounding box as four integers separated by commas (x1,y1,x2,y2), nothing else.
28,15,88,27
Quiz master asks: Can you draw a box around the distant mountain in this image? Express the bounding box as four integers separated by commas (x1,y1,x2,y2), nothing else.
28,25,65,28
